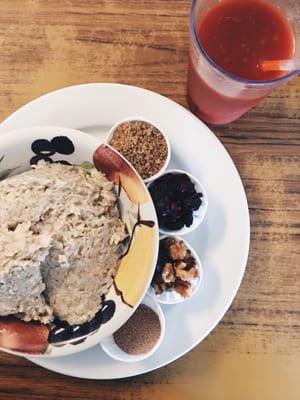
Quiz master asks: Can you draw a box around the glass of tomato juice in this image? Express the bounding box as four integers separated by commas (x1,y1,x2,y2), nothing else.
187,0,300,125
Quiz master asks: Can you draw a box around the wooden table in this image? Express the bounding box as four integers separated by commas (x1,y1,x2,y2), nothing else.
0,1,299,399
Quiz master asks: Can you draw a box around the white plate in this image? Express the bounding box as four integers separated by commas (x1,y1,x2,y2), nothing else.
0,83,250,379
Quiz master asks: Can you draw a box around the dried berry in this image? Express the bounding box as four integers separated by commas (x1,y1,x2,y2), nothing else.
176,174,196,195
163,217,185,231
183,193,203,211
149,173,202,231
182,211,193,227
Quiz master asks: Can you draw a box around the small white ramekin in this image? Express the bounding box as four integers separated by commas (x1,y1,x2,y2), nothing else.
100,293,165,363
151,235,203,305
148,168,208,236
106,117,171,184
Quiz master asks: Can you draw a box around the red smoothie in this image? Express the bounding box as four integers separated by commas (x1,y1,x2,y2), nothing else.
188,0,295,124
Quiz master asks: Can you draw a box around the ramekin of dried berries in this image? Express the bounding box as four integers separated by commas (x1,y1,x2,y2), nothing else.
107,117,171,183
148,169,208,235
151,236,203,304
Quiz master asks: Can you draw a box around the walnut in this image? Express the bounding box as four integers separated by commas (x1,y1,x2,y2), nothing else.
168,241,186,260
161,262,176,283
177,265,199,281
152,237,200,300
174,261,199,281
174,261,187,271
152,282,164,295
174,280,192,298
189,266,199,279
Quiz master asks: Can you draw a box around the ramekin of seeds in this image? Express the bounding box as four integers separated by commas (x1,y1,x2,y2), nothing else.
151,236,203,304
149,169,208,235
107,118,171,183
100,293,165,362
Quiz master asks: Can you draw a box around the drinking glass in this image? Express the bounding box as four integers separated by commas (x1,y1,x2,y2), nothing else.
187,0,300,125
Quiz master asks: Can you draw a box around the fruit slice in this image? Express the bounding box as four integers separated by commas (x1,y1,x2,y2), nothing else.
93,145,149,204
114,223,157,307
0,317,50,354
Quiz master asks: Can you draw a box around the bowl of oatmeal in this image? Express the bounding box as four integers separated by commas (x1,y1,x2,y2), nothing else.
0,126,159,358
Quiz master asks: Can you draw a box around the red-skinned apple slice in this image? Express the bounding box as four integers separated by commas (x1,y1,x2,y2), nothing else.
93,145,149,204
0,317,50,355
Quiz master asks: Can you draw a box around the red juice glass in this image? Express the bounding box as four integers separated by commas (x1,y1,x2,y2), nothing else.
187,0,300,125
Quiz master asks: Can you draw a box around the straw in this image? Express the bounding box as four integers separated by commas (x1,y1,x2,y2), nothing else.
261,59,300,72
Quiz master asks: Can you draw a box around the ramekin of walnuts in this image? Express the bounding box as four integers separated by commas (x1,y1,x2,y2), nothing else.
151,236,203,304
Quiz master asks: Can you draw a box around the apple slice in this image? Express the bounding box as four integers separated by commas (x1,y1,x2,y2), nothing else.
0,317,50,355
93,144,149,204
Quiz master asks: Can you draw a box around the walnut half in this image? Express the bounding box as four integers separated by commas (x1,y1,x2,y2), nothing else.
161,262,176,283
168,241,187,260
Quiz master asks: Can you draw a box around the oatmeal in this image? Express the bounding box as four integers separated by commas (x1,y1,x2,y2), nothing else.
0,162,127,325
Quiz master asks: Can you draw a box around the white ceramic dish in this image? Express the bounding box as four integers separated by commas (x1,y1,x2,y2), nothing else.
149,168,208,236
0,83,250,379
100,293,165,362
151,236,203,305
106,116,171,184
0,126,159,358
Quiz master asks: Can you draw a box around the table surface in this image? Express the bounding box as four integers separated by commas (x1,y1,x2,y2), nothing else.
0,1,299,399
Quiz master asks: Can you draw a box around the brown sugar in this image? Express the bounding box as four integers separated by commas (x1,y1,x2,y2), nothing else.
113,304,161,355
109,120,168,180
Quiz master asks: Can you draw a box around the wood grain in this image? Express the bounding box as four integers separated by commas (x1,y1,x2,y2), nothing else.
0,1,299,399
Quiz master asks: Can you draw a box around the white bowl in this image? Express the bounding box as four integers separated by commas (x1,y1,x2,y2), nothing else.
151,236,203,305
106,117,171,184
100,293,165,362
0,126,159,358
148,169,208,236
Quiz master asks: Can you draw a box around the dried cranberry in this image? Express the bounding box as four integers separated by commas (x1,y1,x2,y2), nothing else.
163,217,185,231
182,211,194,227
176,174,196,195
183,193,203,211
149,172,203,231
155,197,170,216
170,200,181,216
